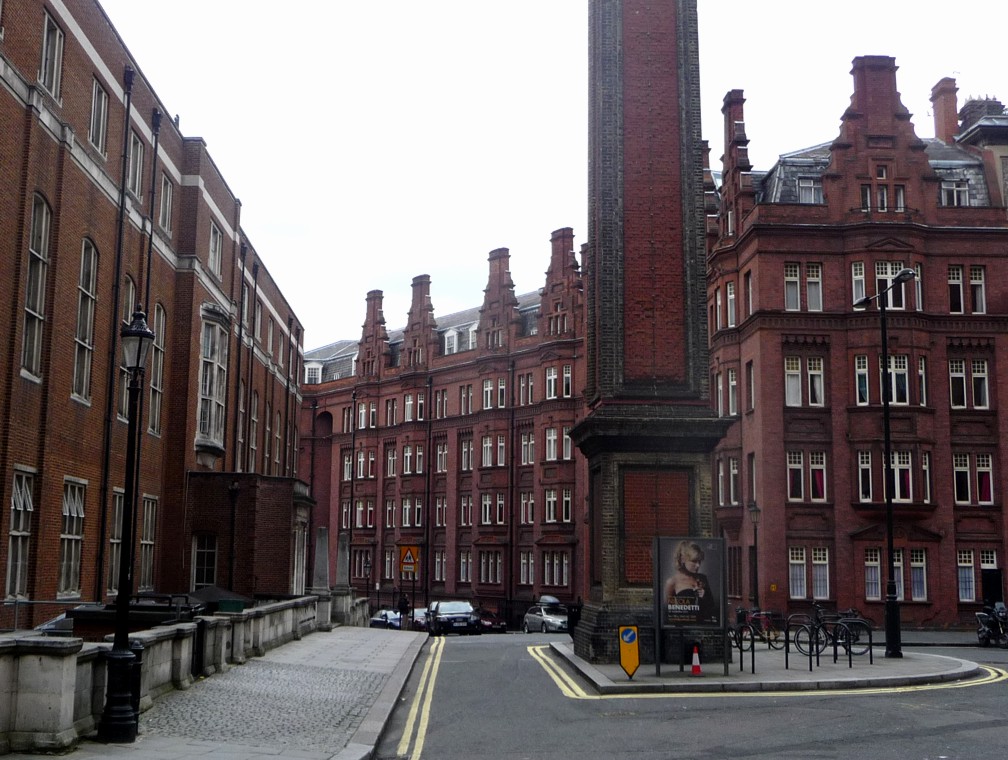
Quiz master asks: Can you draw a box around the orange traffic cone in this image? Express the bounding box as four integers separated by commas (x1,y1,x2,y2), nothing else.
690,645,702,676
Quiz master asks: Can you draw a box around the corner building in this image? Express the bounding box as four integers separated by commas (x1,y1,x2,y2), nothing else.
708,56,1008,628
0,0,307,629
302,230,587,622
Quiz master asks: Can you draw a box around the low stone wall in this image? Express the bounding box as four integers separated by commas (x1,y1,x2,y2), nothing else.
0,594,331,755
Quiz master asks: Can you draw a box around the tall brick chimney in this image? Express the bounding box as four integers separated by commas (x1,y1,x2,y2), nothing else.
930,77,959,143
846,56,911,129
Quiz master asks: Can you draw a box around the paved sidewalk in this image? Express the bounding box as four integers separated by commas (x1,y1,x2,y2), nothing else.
550,638,982,694
6,627,426,760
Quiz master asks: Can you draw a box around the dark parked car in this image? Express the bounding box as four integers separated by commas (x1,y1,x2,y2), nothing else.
368,609,401,630
428,600,481,636
477,608,508,633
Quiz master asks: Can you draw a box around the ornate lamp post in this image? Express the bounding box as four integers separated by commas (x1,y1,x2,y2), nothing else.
854,266,915,659
748,499,761,609
98,306,154,742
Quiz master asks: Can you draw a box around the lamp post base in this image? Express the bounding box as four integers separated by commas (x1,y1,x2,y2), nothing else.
884,596,903,658
97,647,138,743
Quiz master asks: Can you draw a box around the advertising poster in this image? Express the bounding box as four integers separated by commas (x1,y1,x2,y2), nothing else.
655,536,724,629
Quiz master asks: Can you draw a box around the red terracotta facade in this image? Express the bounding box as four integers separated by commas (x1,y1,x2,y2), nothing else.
0,0,306,629
302,230,588,621
708,56,1008,628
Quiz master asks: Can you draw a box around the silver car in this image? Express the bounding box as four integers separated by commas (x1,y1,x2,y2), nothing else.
522,603,568,633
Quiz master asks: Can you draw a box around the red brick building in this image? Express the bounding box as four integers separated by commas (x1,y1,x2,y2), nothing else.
302,229,587,621
0,0,307,628
708,56,1008,628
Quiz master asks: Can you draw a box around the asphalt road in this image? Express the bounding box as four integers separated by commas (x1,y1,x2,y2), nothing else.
377,634,1008,760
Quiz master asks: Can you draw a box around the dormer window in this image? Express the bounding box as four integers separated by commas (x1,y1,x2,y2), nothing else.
444,332,456,355
797,178,823,204
940,180,969,207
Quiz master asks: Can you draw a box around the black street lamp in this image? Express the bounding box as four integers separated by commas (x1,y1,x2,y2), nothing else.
363,552,372,612
748,499,761,609
854,266,915,659
99,306,155,742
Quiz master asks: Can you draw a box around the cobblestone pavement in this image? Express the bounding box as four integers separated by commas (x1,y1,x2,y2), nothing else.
5,627,426,760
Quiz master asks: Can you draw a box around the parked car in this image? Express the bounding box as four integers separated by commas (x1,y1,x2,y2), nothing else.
428,600,482,636
523,600,568,633
409,607,429,632
477,608,508,633
369,609,401,630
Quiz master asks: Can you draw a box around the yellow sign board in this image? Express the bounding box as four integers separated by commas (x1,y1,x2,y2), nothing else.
618,625,640,679
399,545,420,574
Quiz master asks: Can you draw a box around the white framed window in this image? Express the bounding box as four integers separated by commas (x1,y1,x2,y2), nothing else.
403,444,412,474
562,489,572,522
7,472,35,597
894,548,905,600
727,369,738,415
954,453,971,504
726,282,736,327
498,377,507,407
914,263,923,311
248,392,259,472
787,451,803,501
460,438,473,472
435,496,446,527
496,492,505,524
39,12,64,98
940,180,969,207
386,398,397,426
957,550,975,602
729,458,739,505
434,550,446,582
128,131,144,198
910,548,927,601
917,356,927,407
404,393,414,421
545,489,558,523
876,261,907,309
459,495,472,527
785,357,801,406
812,547,829,599
891,451,912,502
481,493,493,525
715,288,723,330
807,357,824,406
23,195,51,377
806,264,822,312
520,492,535,524
545,366,558,399
717,459,724,506
73,240,99,401
198,321,228,445
340,501,350,530
949,359,966,408
481,436,493,467
970,266,986,314
745,271,753,316
886,355,909,405
858,451,873,502
852,261,865,304
159,173,173,233
208,221,222,277
864,548,881,601
809,452,826,501
520,551,534,585
545,427,558,461
496,435,505,466
89,79,108,153
483,379,494,409
563,365,573,397
922,451,932,504
798,177,823,204
479,551,502,584
459,551,472,583
386,447,396,477
789,547,807,599
855,355,869,405
784,263,800,310
385,499,395,528
543,551,569,587
976,453,993,504
402,498,413,528
562,427,572,460
413,497,422,527
948,265,963,313
59,481,85,596
715,372,723,417
972,359,989,409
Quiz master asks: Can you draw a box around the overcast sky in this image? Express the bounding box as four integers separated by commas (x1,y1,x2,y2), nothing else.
96,1,1007,350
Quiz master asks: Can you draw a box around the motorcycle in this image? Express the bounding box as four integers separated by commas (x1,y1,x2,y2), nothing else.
976,601,1008,647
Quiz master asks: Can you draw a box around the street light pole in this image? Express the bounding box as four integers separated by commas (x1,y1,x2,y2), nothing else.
98,307,154,742
854,267,915,659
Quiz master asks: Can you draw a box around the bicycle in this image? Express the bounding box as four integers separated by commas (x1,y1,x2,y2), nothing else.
793,602,872,656
735,608,784,651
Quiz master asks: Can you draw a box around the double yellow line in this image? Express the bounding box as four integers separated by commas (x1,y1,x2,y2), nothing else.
528,644,1008,700
397,636,446,760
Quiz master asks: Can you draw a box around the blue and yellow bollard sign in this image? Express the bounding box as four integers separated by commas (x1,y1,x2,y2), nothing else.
618,625,639,679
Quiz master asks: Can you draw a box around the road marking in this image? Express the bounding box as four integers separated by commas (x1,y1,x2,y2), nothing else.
397,636,444,758
528,646,1008,700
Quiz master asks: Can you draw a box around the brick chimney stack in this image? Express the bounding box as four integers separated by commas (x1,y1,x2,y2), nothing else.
930,77,959,143
846,56,911,128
